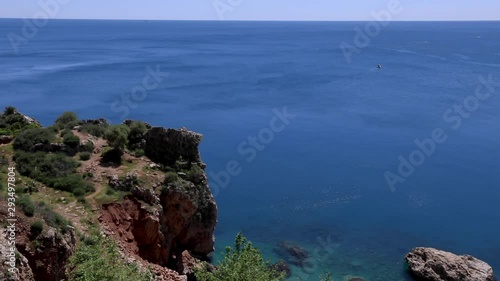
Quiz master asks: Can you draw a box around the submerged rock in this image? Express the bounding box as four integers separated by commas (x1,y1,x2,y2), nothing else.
405,247,494,281
274,241,310,267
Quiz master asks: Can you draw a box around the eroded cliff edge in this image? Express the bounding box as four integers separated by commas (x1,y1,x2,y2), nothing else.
99,127,218,273
99,127,217,268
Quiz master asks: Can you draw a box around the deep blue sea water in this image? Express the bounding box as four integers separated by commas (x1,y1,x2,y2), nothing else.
1,19,499,280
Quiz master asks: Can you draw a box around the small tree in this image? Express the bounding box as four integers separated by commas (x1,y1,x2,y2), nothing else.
68,234,150,281
105,125,130,150
63,131,80,148
128,121,148,148
30,220,44,238
55,111,78,129
195,233,285,281
13,128,55,151
4,106,16,116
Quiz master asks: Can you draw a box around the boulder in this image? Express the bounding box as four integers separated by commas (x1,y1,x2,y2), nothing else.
0,135,13,145
144,127,203,167
405,247,495,281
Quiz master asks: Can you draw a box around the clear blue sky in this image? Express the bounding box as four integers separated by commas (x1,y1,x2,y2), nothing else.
0,0,499,21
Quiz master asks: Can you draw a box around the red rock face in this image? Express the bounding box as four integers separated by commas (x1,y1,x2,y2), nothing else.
100,184,217,271
99,126,218,279
0,216,76,281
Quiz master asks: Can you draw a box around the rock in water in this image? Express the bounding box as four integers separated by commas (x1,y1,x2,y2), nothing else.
405,247,494,281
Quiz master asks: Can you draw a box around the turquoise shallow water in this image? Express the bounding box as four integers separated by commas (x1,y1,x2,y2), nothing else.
1,19,500,280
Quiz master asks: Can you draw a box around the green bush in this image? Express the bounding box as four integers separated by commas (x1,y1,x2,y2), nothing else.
4,106,16,116
53,174,95,194
14,151,78,179
186,165,205,184
0,106,41,136
128,121,148,148
13,128,55,152
164,172,179,184
105,187,115,196
80,152,91,161
79,124,107,138
63,132,81,150
14,151,94,195
30,220,44,238
73,188,85,197
68,234,150,281
79,141,95,153
0,129,10,136
18,195,35,217
55,111,79,130
104,125,130,150
132,149,144,157
195,233,285,281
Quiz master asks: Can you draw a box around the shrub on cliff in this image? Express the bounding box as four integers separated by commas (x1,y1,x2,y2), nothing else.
55,111,79,130
13,128,55,151
4,106,16,116
0,106,41,136
79,123,107,138
30,220,44,238
128,121,148,148
68,234,150,281
63,131,80,148
14,151,94,195
195,233,285,281
105,125,130,150
79,152,91,161
36,201,71,234
18,195,35,217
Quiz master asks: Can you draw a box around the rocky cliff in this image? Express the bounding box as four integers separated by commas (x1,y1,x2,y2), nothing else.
0,210,76,281
99,126,217,279
0,108,218,281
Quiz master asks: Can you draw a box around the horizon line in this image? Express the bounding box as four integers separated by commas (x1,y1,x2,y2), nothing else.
0,17,499,22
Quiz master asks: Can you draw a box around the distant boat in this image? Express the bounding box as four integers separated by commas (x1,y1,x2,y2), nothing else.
377,64,382,69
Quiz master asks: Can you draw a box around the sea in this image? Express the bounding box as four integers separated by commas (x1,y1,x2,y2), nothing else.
1,19,499,281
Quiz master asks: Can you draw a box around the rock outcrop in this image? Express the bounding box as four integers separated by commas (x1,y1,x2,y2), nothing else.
144,127,203,167
18,227,76,281
100,127,217,279
0,135,13,145
0,213,75,281
405,247,495,281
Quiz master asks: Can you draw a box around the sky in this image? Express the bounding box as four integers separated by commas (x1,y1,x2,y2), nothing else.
0,0,499,21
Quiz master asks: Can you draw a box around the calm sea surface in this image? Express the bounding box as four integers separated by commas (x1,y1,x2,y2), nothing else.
1,19,499,280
